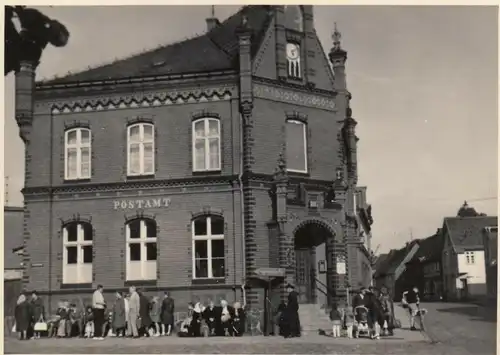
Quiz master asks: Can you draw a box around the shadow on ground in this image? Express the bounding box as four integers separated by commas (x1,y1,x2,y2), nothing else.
435,304,496,323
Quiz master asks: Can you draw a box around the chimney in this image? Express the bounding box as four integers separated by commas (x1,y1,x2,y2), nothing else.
206,6,219,32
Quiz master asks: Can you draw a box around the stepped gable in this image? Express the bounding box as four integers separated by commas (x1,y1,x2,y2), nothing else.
39,5,274,86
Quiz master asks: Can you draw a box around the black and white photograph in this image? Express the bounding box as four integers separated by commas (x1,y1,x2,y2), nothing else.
3,4,497,354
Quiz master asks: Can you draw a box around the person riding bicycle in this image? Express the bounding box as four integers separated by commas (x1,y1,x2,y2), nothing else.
402,287,420,331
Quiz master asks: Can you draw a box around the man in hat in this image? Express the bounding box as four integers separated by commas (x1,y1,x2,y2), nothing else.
284,284,301,338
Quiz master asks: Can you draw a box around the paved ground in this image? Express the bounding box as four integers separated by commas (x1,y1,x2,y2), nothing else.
3,302,496,354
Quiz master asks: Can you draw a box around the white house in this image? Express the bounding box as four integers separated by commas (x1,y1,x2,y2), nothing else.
442,215,497,301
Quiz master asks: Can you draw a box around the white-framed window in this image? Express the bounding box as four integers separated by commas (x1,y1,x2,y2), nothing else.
127,123,155,176
62,221,93,284
126,219,157,281
65,128,91,180
286,42,301,79
286,119,308,173
192,118,221,172
465,251,475,265
192,215,225,279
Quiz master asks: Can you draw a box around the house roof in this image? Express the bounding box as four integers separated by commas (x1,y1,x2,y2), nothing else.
374,240,419,278
4,206,24,270
408,232,444,264
40,5,274,85
444,216,498,252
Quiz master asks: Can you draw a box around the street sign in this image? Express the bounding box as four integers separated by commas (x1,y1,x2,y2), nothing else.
254,267,286,278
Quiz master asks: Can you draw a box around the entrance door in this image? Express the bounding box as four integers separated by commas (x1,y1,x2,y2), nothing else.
295,249,315,303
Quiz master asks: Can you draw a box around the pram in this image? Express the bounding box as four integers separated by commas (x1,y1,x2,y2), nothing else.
353,306,370,338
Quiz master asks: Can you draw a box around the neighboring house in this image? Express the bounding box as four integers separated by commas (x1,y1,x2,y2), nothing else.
482,226,498,302
402,230,445,301
373,240,420,300
353,186,374,289
441,204,497,301
4,206,24,280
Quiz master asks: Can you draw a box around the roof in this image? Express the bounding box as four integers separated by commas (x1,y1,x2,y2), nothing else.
4,206,24,269
408,232,444,264
444,216,498,252
374,240,419,278
40,5,274,85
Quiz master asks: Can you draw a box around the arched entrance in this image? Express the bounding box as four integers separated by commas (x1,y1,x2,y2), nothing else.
293,220,335,305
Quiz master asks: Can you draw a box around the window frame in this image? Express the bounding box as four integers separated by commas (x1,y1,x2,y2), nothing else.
64,128,92,180
286,119,308,174
127,123,155,177
62,222,93,284
125,218,158,281
191,216,225,279
192,118,221,172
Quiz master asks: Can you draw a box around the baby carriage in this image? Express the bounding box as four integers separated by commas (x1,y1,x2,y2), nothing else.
353,306,370,338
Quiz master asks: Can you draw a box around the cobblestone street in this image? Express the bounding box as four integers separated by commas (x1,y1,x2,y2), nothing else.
4,302,496,354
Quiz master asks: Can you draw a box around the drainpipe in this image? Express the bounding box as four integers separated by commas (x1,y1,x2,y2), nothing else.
238,115,246,306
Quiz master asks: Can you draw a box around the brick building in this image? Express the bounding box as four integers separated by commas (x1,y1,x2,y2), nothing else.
16,5,372,315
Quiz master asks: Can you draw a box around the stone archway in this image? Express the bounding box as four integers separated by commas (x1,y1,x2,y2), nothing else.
292,219,337,305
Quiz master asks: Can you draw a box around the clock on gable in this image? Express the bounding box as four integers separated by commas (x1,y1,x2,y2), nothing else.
286,43,300,61
286,42,301,79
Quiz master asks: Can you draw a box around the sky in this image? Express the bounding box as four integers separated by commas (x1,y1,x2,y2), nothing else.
4,5,498,253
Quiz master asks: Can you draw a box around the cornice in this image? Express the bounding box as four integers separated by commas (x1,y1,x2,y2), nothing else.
47,85,236,116
23,175,240,196
253,76,337,98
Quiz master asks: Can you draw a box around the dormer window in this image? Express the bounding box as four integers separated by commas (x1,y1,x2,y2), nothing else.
286,42,301,79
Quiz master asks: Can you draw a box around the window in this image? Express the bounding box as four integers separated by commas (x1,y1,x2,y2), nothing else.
192,216,225,279
126,219,157,281
286,120,307,173
284,5,303,32
192,118,221,172
465,251,475,265
65,128,91,180
286,42,301,79
62,222,93,284
127,123,155,176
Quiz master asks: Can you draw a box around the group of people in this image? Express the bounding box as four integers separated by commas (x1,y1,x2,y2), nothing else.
350,285,395,339
13,291,45,340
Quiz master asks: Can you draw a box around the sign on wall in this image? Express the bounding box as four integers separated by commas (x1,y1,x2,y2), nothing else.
336,256,346,275
113,198,171,210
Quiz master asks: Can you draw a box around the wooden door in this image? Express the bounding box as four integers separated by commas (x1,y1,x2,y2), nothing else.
295,249,315,303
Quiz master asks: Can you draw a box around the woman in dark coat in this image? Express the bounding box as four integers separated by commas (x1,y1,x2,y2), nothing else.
138,291,152,337
15,294,32,340
160,292,175,336
202,299,217,336
112,292,127,336
30,291,45,339
284,284,301,338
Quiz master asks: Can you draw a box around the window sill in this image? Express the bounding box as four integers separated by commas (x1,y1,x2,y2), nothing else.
61,283,92,289
192,170,222,176
192,278,225,285
126,174,156,180
125,279,157,287
63,178,91,183
287,170,309,177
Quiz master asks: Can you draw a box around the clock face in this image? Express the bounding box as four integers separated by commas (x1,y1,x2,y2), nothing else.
286,43,300,60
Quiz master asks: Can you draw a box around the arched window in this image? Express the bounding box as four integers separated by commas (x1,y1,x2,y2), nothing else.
126,218,157,281
65,128,91,180
192,118,221,172
62,221,93,284
192,215,225,279
284,5,304,32
127,123,155,176
286,120,308,173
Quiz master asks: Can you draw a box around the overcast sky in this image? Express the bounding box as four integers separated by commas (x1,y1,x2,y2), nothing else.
4,5,498,253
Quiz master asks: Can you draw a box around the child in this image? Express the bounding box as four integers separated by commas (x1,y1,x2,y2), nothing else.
329,304,343,338
83,306,94,338
343,305,355,338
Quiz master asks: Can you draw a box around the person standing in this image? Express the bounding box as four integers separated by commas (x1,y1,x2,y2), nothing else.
149,296,161,336
138,289,152,337
112,291,126,337
284,284,301,338
15,293,32,340
160,292,175,336
379,286,394,336
92,284,106,340
402,286,420,331
30,291,45,339
329,303,343,338
127,286,140,338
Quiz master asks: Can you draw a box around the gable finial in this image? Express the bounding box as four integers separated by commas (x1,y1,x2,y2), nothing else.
211,5,215,18
332,22,342,51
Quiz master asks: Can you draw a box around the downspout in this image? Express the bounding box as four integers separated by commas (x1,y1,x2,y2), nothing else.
238,114,246,306
48,111,54,315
